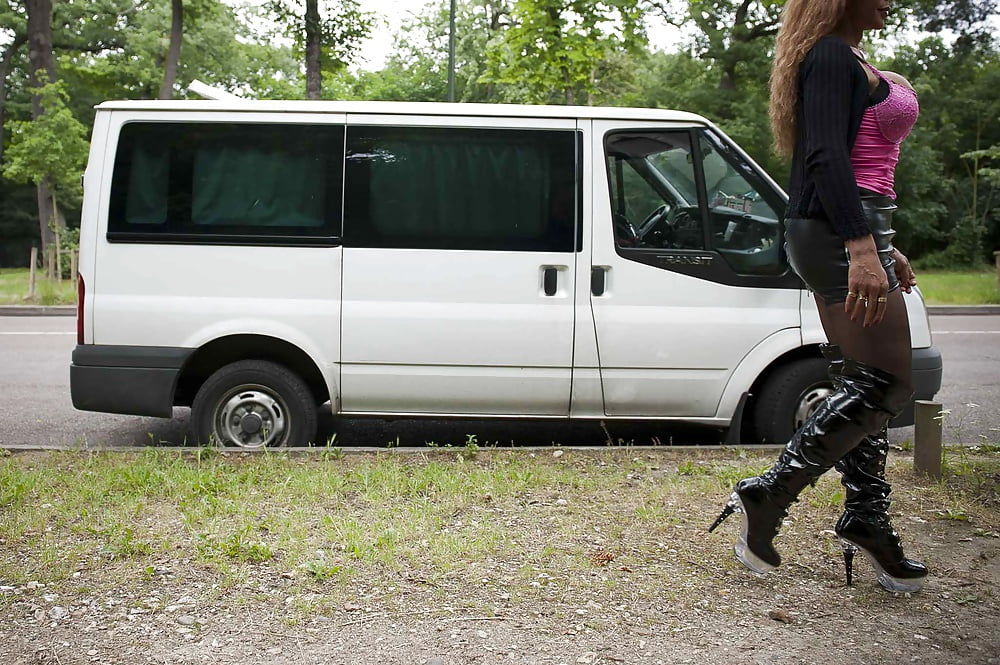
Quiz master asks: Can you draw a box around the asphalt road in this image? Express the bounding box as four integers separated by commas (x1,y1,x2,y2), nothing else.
0,314,997,449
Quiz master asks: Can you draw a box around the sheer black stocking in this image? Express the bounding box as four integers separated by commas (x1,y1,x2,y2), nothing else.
815,288,912,390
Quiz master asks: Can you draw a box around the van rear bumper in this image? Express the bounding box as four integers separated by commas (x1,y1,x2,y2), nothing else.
891,345,943,428
71,345,192,417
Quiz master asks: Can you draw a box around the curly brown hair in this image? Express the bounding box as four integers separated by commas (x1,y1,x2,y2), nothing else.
769,0,850,157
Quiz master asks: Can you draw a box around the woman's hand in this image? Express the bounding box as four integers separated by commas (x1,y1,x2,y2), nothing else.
892,248,917,294
845,236,889,327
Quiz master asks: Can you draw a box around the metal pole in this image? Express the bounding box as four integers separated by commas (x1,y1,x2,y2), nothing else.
448,0,456,102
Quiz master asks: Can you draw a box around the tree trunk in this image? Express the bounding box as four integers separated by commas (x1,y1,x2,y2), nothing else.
26,0,57,261
305,0,322,99
36,177,56,261
0,33,28,165
159,0,183,99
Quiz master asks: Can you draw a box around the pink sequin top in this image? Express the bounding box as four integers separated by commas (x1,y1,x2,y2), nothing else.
850,63,919,199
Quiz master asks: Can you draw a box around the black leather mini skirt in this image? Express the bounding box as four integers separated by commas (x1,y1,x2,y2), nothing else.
784,192,900,304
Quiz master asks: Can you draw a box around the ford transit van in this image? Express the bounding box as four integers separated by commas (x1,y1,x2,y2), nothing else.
70,100,942,447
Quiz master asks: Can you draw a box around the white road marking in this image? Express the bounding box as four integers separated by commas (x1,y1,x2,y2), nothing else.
934,331,1000,334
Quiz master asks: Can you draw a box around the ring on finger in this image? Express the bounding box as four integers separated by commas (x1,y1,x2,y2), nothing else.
847,291,858,298
877,296,888,303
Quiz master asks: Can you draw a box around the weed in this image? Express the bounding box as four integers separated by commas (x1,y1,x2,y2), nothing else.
302,558,345,580
893,439,914,452
90,523,154,560
936,509,971,522
676,460,709,476
199,526,274,562
458,435,480,461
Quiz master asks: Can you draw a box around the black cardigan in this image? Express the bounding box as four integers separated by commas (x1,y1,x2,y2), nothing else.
784,35,873,239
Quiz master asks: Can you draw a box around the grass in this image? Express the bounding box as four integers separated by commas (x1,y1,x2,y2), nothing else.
0,267,76,306
1,267,998,307
1,446,997,619
917,268,1000,305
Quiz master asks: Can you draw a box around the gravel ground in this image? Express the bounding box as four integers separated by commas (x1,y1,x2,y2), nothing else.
2,448,998,665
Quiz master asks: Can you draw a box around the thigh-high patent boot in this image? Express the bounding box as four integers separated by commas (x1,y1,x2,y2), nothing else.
709,356,913,574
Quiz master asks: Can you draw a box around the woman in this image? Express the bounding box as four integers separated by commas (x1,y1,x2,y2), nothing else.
709,0,928,593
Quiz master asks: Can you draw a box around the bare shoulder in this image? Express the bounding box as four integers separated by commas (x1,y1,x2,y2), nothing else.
881,70,914,90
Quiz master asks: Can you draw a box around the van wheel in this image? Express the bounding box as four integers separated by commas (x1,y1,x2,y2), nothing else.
752,358,833,445
192,360,317,448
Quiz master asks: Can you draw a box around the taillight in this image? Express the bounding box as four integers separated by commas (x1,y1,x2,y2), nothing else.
77,274,85,344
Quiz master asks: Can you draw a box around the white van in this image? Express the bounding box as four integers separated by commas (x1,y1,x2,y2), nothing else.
70,100,942,448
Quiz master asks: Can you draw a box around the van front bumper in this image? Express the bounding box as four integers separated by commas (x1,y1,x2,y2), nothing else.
891,345,943,428
71,345,192,417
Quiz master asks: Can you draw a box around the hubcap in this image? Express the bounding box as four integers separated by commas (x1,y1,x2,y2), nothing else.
794,384,833,430
214,388,287,448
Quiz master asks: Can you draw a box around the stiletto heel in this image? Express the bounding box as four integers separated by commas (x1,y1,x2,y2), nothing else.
708,493,738,533
840,539,858,586
837,531,926,593
836,426,928,593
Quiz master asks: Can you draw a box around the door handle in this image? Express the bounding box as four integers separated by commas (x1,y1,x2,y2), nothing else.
543,267,558,296
591,266,608,296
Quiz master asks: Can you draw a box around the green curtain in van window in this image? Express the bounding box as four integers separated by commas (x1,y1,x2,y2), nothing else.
192,147,326,227
369,140,548,241
125,146,169,225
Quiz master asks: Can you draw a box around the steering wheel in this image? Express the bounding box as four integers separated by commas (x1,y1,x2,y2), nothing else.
637,204,669,239
613,214,640,247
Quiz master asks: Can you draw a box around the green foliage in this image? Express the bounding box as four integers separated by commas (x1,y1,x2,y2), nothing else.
259,0,375,97
888,37,1000,265
1,0,999,268
481,0,646,105
2,79,88,198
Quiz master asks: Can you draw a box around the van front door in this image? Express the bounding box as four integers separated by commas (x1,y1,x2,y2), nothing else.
340,119,579,416
589,121,801,418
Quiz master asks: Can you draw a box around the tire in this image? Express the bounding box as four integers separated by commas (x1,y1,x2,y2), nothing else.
752,358,833,445
191,360,317,448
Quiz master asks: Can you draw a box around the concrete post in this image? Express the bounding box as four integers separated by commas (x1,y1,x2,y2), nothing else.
28,247,38,299
913,400,943,480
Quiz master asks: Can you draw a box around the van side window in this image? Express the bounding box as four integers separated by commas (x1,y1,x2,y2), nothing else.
698,131,784,275
605,129,785,276
344,126,577,252
108,123,344,243
605,132,703,250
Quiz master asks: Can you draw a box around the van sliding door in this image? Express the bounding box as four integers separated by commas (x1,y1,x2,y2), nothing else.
339,118,580,416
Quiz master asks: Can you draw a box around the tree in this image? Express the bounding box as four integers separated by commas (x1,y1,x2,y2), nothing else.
160,0,183,99
482,0,646,105
0,1,28,163
886,36,1000,265
263,0,374,99
2,79,88,273
647,0,782,94
906,0,998,52
352,0,515,103
24,0,59,259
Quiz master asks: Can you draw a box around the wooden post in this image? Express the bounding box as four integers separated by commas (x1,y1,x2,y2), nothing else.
70,250,78,283
51,192,63,282
28,247,38,299
46,246,55,280
54,223,62,282
914,400,943,480
994,250,999,290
